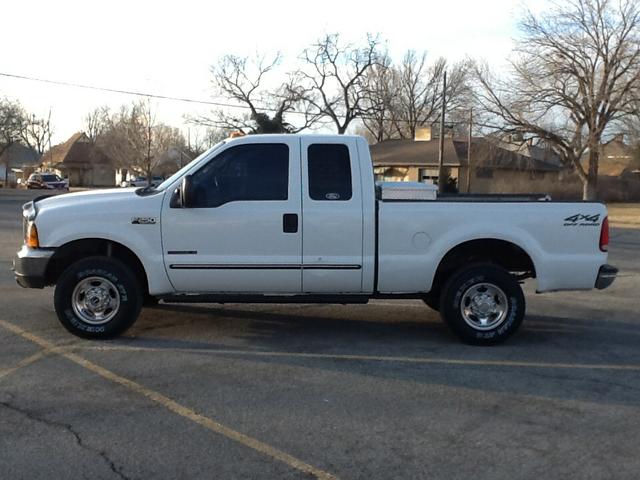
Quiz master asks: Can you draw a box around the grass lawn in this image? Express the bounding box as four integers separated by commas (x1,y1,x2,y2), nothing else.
607,203,640,227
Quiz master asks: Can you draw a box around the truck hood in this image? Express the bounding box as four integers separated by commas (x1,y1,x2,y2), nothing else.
32,187,166,249
35,188,141,213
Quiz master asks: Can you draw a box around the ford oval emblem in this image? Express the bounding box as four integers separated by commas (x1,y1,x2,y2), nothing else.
325,192,340,200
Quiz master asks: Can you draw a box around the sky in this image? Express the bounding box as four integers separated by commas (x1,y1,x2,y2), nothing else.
1,0,546,144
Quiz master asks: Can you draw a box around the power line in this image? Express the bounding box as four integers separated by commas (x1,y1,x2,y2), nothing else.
0,71,471,126
0,71,263,112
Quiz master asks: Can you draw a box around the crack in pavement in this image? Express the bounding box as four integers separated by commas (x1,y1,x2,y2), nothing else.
0,400,130,480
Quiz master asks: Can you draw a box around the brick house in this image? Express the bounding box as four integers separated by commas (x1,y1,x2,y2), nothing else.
41,132,115,187
370,134,563,195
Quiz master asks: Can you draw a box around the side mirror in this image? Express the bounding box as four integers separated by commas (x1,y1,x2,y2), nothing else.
180,175,194,208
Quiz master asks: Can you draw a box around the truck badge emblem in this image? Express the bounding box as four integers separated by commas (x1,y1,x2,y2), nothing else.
131,217,156,225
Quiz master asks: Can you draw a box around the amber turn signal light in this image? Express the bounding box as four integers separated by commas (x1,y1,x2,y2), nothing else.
26,222,39,248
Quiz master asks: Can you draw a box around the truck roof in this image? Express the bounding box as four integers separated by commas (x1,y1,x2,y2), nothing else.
226,133,364,142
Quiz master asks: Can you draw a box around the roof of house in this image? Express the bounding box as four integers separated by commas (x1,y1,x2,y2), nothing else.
370,138,466,167
370,137,562,172
0,143,41,168
41,132,112,169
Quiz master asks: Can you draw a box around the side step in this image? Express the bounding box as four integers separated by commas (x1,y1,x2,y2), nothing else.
160,294,371,305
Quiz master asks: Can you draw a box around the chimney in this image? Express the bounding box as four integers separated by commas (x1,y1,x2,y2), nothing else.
415,127,432,142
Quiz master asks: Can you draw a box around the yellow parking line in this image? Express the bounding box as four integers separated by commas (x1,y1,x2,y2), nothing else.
82,344,640,372
0,349,50,381
0,320,337,480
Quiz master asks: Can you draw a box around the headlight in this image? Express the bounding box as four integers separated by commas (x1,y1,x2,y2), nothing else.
22,201,36,221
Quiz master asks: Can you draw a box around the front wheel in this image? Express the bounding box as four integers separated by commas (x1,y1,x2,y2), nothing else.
439,264,525,345
54,256,143,339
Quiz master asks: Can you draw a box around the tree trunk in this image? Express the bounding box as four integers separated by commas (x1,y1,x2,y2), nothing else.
582,176,598,200
582,147,599,201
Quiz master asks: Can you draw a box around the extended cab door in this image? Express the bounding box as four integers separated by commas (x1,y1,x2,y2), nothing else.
300,137,364,292
161,138,302,293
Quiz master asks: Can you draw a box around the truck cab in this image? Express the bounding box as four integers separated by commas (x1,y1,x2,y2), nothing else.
162,135,374,294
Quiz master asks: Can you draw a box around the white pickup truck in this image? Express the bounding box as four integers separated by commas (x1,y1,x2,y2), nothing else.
13,134,617,345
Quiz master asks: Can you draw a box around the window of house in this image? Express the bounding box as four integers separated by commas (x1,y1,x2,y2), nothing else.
308,144,352,201
419,168,439,183
189,143,289,208
476,167,494,179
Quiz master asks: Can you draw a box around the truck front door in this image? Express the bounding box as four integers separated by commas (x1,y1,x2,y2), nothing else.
161,139,302,293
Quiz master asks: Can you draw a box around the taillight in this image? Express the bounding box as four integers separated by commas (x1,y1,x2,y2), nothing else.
599,216,609,252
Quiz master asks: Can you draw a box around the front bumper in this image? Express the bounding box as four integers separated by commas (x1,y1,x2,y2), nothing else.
12,246,55,289
595,264,618,290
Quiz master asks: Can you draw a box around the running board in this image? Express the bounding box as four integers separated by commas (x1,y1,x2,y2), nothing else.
160,294,371,305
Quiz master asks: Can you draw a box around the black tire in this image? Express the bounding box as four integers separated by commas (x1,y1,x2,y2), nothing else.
54,256,143,339
439,263,525,345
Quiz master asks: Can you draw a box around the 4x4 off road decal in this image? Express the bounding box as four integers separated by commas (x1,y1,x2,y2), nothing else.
563,213,600,227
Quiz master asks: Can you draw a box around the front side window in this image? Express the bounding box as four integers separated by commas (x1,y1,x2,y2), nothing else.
307,144,352,201
190,143,289,208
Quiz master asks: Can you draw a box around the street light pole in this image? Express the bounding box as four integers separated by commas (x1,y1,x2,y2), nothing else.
437,71,447,194
466,108,472,193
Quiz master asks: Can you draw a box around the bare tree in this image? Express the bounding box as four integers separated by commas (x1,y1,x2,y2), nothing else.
299,33,383,134
93,100,188,182
192,53,315,134
185,127,228,157
21,111,53,155
361,55,399,142
0,99,28,185
360,51,471,143
396,53,471,140
84,106,111,143
474,0,640,199
139,98,156,184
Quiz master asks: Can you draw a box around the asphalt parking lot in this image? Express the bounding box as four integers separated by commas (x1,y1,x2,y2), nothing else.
1,189,639,479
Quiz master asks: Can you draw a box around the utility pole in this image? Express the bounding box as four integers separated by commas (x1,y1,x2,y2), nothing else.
466,108,472,193
437,71,447,194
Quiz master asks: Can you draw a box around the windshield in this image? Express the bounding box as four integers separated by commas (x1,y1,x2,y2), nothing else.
42,174,62,182
154,141,226,191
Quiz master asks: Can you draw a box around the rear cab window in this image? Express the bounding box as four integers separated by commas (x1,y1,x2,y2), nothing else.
307,144,352,201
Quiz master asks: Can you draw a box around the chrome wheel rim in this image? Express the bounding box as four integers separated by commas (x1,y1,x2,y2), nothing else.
460,282,508,331
71,276,120,325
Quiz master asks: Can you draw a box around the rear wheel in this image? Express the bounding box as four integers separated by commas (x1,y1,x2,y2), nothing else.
54,256,142,339
439,263,525,345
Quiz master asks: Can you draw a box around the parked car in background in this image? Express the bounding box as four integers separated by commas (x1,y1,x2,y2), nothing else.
26,173,69,191
121,176,164,188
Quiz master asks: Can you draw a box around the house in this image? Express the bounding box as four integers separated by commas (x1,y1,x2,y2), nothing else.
588,134,640,177
369,130,563,195
0,143,41,187
370,136,466,186
114,147,189,186
41,132,115,187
